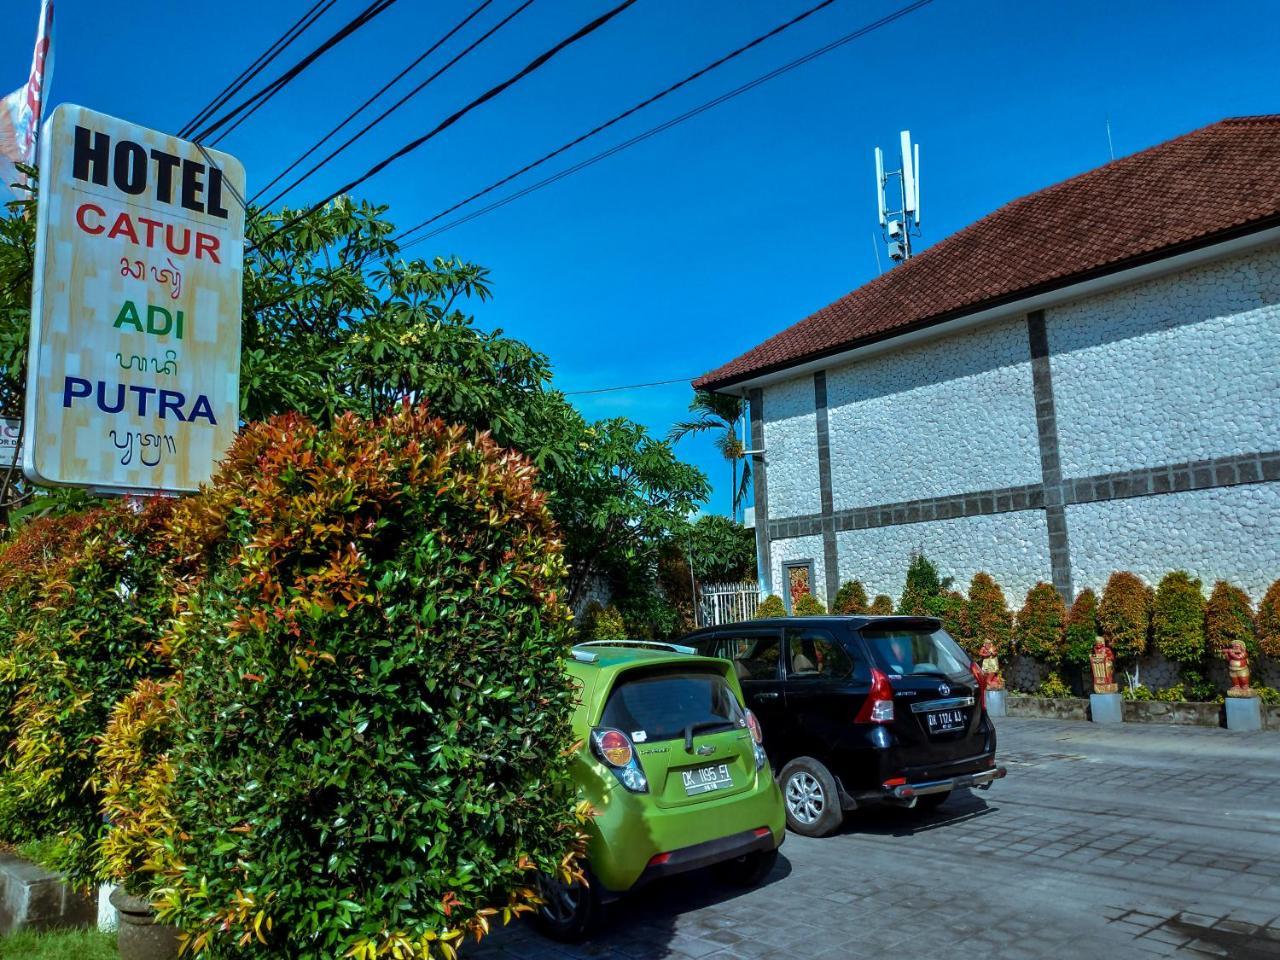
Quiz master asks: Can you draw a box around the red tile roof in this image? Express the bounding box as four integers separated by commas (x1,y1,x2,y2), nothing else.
695,115,1280,390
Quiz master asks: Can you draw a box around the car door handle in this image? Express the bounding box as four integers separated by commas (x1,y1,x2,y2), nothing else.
756,692,780,700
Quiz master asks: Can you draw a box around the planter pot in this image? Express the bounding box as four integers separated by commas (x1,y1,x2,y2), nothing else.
1122,699,1224,727
1005,695,1089,721
110,887,180,960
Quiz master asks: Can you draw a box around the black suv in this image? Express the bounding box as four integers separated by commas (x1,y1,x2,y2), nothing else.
683,616,1006,837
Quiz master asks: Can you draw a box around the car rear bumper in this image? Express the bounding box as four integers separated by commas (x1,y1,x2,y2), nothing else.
631,826,780,889
885,765,1007,800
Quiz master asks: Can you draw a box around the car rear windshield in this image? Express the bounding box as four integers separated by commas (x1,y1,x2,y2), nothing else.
861,627,972,678
601,669,743,744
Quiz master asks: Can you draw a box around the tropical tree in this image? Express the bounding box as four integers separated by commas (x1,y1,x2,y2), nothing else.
669,390,750,518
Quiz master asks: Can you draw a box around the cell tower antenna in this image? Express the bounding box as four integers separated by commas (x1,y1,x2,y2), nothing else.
873,129,923,265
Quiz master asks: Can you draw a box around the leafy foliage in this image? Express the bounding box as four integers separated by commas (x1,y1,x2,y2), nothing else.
1179,668,1220,703
868,595,894,616
1098,572,1152,660
590,605,628,641
794,593,827,616
1037,673,1072,699
966,573,1012,658
1151,571,1206,664
1064,589,1099,666
144,407,581,959
1204,581,1255,660
1016,583,1067,663
686,515,756,583
935,590,970,643
832,580,868,615
755,595,786,619
898,552,947,616
669,392,749,516
1260,579,1280,660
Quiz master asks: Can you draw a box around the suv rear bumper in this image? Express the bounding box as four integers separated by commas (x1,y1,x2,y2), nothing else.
886,765,1006,800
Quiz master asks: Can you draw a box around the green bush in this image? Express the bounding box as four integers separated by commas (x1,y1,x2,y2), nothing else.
591,604,628,641
868,594,894,616
898,552,946,616
1038,672,1072,699
1253,685,1280,706
1098,572,1151,660
935,589,970,644
966,573,1012,658
833,580,868,615
755,594,786,619
1064,588,1099,666
1151,571,1206,664
1122,684,1154,701
794,592,827,616
575,600,604,642
1180,669,1220,702
1153,684,1185,702
1260,579,1280,660
1205,580,1256,659
1016,583,1067,663
149,408,581,959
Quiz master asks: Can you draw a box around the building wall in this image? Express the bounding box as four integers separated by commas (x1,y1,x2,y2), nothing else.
769,534,826,607
760,376,820,519
825,316,1040,509
1047,247,1280,476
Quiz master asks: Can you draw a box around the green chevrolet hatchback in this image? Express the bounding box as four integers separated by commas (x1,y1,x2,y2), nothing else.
534,641,786,941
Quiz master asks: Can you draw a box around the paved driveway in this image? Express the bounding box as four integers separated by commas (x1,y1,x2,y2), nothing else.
468,717,1280,960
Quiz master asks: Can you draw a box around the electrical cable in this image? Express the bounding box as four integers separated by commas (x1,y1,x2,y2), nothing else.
251,0,496,205
398,0,934,248
180,0,335,140
255,0,535,210
250,0,638,253
563,376,696,396
192,0,401,145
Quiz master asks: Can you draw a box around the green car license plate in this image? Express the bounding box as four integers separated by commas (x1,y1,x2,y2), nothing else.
682,762,732,796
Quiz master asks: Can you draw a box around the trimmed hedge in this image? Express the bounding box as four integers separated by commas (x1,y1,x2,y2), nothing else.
967,573,1012,658
1098,572,1151,660
1151,571,1206,664
833,580,868,615
794,593,827,616
1205,581,1255,659
868,594,894,616
1257,579,1280,660
1016,583,1067,663
898,552,943,616
755,595,786,619
1064,588,1099,666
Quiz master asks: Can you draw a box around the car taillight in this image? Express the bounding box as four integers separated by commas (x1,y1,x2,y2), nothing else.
596,729,633,767
856,668,895,724
745,710,763,745
591,727,648,793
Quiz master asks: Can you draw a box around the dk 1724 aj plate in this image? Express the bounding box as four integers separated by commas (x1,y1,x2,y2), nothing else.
682,762,732,795
926,709,966,733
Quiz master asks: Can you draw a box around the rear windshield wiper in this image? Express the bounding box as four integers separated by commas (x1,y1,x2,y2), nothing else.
683,719,734,751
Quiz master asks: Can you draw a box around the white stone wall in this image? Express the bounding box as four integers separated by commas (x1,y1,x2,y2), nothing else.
834,511,1052,607
1066,484,1280,601
1047,245,1280,476
769,534,826,605
761,376,820,518
824,316,1040,510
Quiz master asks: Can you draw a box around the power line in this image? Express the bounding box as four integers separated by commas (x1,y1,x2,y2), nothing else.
250,0,639,254
251,0,497,205
399,0,935,249
563,376,696,396
192,0,401,146
180,0,335,140
256,0,534,210
394,0,844,247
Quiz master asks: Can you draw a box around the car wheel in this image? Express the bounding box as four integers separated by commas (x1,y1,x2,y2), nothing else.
914,790,952,812
779,757,843,837
531,869,600,943
713,848,779,887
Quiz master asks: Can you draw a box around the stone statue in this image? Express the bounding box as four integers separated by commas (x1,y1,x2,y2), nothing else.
1226,640,1253,697
979,640,1004,691
1089,638,1117,694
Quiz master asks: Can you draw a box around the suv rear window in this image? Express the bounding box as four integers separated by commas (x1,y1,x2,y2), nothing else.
861,627,971,678
601,669,743,743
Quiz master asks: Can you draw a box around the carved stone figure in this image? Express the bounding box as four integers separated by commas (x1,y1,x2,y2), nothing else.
1226,640,1253,697
979,639,1004,691
1089,639,1117,694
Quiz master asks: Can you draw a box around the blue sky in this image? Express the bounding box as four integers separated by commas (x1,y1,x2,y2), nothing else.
5,0,1278,514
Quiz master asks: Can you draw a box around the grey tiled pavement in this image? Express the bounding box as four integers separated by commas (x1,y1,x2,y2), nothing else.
467,717,1280,959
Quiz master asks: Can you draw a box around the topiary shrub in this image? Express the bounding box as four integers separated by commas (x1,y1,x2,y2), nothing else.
1205,580,1256,660
1016,583,1067,663
1098,572,1152,660
868,594,894,616
794,592,827,616
1260,579,1280,660
1151,571,1206,664
0,499,178,885
755,594,786,619
935,589,970,645
1064,588,1099,667
833,580,868,615
591,604,628,641
148,407,581,959
898,551,945,616
967,573,1012,658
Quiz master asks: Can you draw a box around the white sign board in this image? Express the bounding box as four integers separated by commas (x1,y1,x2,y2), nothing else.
1,419,19,469
23,104,245,493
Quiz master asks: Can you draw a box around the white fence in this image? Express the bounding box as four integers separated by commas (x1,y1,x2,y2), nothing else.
697,581,760,627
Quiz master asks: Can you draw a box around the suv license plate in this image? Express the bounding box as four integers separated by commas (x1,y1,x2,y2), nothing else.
927,709,966,733
682,763,732,796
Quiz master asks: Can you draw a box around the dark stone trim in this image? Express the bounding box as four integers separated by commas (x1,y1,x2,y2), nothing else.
813,371,839,603
1027,310,1073,602
749,388,771,594
766,451,1280,543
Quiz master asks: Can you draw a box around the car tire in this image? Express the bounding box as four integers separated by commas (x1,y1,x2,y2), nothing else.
530,869,600,943
914,790,952,812
779,757,843,837
713,848,779,887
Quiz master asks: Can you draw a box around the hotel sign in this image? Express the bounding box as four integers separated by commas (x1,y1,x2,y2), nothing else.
23,104,244,493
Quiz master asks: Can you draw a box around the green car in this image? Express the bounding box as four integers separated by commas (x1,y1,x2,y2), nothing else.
534,641,786,940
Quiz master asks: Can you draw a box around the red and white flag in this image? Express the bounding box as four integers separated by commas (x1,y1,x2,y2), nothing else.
0,0,55,197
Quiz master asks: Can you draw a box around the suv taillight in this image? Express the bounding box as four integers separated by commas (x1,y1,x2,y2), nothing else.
969,660,986,711
856,668,895,724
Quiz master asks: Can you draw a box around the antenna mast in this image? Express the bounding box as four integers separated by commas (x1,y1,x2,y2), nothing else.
873,130,922,264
